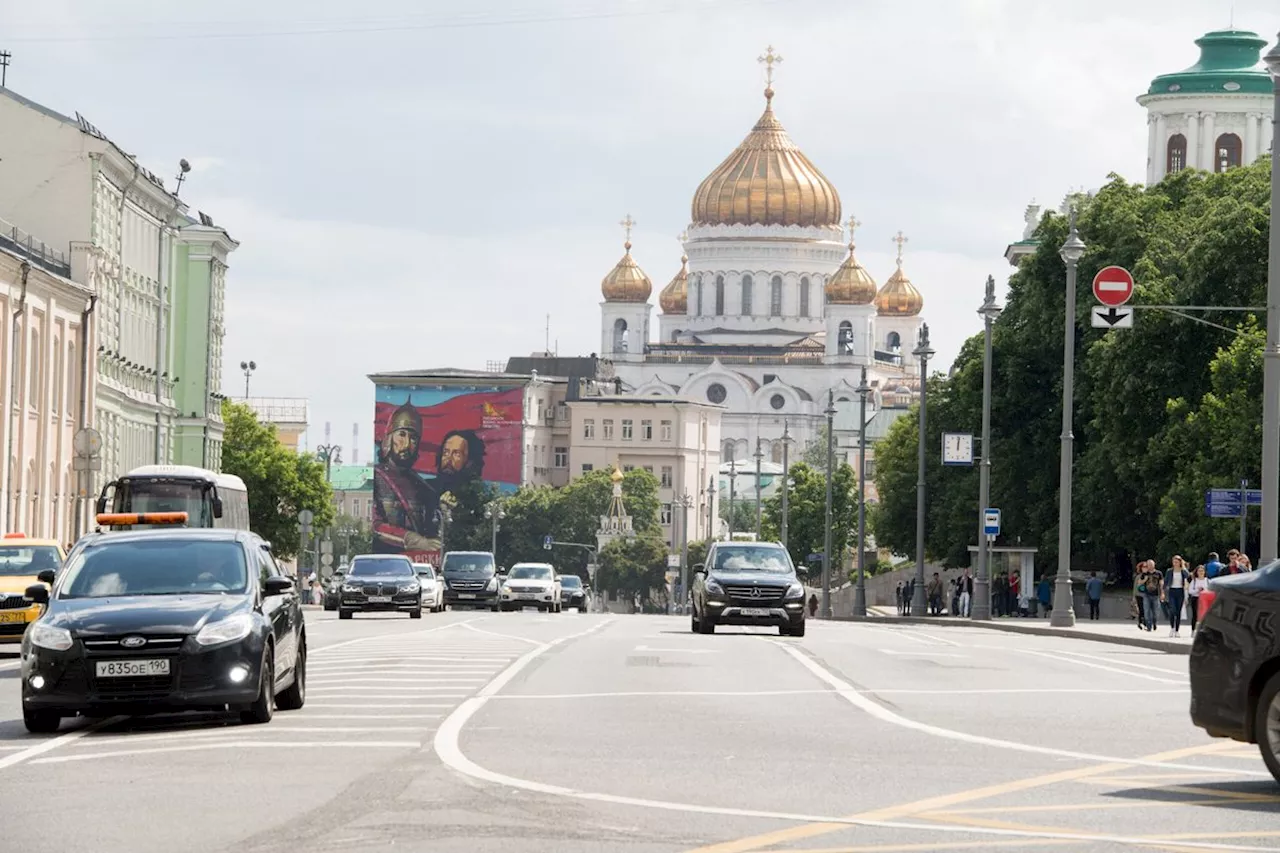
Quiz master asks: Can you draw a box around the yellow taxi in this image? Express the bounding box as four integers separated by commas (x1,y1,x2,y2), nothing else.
0,533,65,644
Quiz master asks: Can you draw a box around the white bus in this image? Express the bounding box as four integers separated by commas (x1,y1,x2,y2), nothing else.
96,465,250,530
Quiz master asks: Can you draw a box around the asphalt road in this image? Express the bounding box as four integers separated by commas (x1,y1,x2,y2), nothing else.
1,610,1277,853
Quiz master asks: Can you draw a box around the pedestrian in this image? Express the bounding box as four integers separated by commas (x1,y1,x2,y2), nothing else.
807,593,818,617
993,572,1007,617
1133,564,1146,630
1085,571,1103,620
1009,571,1021,617
927,572,944,616
958,569,973,618
1205,551,1224,579
1163,555,1190,638
895,582,904,616
1036,575,1052,617
1140,560,1162,632
1187,564,1209,634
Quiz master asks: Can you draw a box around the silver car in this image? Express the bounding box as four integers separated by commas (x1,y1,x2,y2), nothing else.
412,563,444,613
499,563,562,613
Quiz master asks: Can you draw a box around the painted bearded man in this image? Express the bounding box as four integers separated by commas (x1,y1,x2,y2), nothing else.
372,403,441,554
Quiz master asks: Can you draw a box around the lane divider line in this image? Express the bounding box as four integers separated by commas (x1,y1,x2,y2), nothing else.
0,715,124,771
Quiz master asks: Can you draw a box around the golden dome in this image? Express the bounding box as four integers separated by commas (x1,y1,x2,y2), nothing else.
659,254,689,314
825,219,877,305
610,465,624,483
600,220,653,303
690,87,841,229
876,231,924,316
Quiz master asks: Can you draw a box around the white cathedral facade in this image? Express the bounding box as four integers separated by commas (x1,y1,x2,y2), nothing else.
594,74,926,465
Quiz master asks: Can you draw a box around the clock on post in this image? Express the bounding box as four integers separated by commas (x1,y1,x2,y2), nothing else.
941,432,974,466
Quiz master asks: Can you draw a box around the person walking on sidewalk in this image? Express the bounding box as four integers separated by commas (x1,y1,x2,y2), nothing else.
1036,575,1052,618
1085,571,1103,620
1139,560,1163,631
957,569,974,618
1205,551,1224,579
1187,564,1209,633
1133,564,1147,630
1164,556,1190,637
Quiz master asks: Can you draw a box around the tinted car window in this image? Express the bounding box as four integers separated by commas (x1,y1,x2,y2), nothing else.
559,575,582,589
509,565,553,580
0,545,62,576
349,558,414,578
60,540,248,598
442,553,495,574
711,546,793,573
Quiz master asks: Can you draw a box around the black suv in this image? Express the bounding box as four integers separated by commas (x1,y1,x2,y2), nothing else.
691,541,806,636
338,555,423,619
441,551,501,611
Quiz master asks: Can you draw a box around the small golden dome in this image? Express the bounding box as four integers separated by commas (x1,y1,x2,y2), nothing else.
825,220,877,305
659,254,689,314
690,87,841,229
876,231,924,316
600,237,653,303
611,466,624,483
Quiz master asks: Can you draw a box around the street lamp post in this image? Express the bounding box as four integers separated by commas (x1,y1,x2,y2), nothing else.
438,497,455,556
239,360,256,398
753,438,764,538
1051,211,1086,628
484,501,506,556
727,459,738,539
1259,34,1280,564
315,444,342,483
853,367,871,618
822,390,836,619
676,492,694,612
973,275,1002,621
911,325,934,617
706,476,716,543
780,420,792,548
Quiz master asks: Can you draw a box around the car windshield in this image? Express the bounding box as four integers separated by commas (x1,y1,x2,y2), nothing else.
559,575,582,589
712,546,793,573
59,539,248,598
509,565,553,580
442,554,495,574
0,545,62,577
349,559,413,578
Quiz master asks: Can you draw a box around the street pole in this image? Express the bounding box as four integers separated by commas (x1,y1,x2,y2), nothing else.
727,459,737,539
707,476,716,543
1260,34,1280,564
780,420,791,548
1052,210,1086,628
911,325,934,617
822,390,836,619
1240,478,1249,557
679,493,691,612
853,367,870,618
754,438,764,539
973,275,1002,621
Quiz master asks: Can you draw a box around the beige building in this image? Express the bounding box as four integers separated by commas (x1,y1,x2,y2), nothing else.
0,229,98,540
567,396,722,548
243,397,309,452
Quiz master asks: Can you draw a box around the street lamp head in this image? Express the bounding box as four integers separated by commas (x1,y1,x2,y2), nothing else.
912,322,935,359
855,365,871,396
978,274,1003,321
1059,209,1086,265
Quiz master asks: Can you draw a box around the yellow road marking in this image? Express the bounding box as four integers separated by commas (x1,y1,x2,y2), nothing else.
917,814,1268,853
749,840,1081,853
684,742,1242,853
926,794,1280,816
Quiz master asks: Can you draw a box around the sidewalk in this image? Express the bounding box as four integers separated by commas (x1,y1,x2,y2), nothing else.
862,606,1192,655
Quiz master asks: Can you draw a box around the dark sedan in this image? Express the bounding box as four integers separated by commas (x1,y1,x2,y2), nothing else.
338,555,423,619
1189,559,1280,783
20,523,306,734
559,574,589,612
691,541,806,636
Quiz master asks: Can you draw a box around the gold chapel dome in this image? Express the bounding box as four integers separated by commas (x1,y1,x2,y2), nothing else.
600,237,653,303
659,254,689,314
690,87,842,229
876,232,924,316
825,237,877,305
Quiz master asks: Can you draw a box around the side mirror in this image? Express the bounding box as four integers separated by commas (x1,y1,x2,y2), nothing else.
264,576,294,596
95,494,107,515
37,570,56,585
260,541,274,553
417,571,433,580
25,584,49,605
211,488,224,519
497,566,509,575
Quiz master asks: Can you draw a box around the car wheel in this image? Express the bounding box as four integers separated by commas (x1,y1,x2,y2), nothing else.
490,603,500,612
276,640,306,711
323,601,336,612
23,707,62,734
240,650,276,725
410,607,423,619
789,619,807,638
1256,671,1280,784
698,609,716,634
338,607,353,620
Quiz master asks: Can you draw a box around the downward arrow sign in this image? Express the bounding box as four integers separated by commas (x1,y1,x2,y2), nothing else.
1099,308,1129,326
1091,305,1134,329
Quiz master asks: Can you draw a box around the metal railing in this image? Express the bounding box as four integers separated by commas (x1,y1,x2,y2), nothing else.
0,216,71,277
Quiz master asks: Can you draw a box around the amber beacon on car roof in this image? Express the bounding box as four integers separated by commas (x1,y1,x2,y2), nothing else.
94,512,190,529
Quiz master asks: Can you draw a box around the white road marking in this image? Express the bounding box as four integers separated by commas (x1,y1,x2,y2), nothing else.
307,685,483,692
912,631,964,647
0,660,22,672
306,676,495,684
308,617,482,656
0,715,124,771
878,649,969,658
1052,648,1187,677
296,714,443,720
489,687,1186,701
307,702,460,708
1010,648,1185,685
460,622,545,646
632,645,720,654
30,740,420,765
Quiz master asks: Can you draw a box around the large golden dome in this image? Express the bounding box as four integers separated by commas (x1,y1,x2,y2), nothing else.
876,232,924,316
825,221,876,305
690,87,841,229
659,254,688,314
600,227,653,303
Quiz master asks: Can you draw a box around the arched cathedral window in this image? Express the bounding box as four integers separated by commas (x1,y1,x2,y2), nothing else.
1215,133,1242,172
1166,134,1187,174
741,275,753,316
715,275,725,315
770,276,782,316
799,277,810,317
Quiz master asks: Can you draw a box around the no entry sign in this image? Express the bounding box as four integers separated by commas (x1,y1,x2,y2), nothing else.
1092,266,1134,307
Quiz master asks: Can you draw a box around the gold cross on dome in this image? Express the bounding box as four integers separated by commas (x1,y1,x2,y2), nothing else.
678,229,688,244
620,214,636,245
758,45,783,87
893,230,909,264
845,215,862,245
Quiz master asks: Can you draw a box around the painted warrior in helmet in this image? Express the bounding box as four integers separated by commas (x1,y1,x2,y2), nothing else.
372,401,441,554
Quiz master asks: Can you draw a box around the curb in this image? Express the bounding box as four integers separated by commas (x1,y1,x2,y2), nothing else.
841,612,1191,655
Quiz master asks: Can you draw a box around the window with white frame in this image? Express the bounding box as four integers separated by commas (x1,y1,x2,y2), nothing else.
603,419,615,440
583,418,595,439
641,419,653,440
661,465,673,488
554,446,568,468
621,419,633,440
660,420,672,441
661,503,672,525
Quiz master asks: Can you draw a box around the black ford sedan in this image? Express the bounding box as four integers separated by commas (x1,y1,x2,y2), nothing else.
1189,558,1280,783
20,525,306,734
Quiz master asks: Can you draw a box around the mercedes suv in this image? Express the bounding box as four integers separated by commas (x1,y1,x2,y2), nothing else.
691,541,806,636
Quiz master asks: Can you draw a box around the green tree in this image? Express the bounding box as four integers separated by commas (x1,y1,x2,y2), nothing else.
801,423,833,472
595,534,669,605
719,497,757,533
220,401,333,560
332,514,373,563
761,461,859,572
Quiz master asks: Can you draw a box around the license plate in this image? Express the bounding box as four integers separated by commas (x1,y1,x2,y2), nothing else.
0,611,29,623
457,593,476,599
740,608,770,617
517,593,537,600
96,659,171,678
367,595,392,603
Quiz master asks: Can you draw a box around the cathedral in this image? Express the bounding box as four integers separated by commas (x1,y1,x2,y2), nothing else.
594,51,926,465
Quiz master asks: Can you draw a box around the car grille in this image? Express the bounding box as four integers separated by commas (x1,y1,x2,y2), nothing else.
359,583,402,596
82,635,185,657
449,579,488,590
92,673,176,701
724,585,787,605
0,622,27,637
0,594,31,610
508,584,544,593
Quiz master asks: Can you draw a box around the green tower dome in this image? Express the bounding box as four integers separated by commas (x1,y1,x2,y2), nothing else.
1145,29,1272,96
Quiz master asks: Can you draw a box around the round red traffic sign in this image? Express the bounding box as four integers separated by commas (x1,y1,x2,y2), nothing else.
1092,266,1134,307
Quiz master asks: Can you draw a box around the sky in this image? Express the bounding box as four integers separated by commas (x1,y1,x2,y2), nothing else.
0,0,1273,456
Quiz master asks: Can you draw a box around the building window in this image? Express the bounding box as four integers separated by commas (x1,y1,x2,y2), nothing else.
29,329,41,408
582,463,594,474
661,465,673,488
741,274,753,315
694,274,703,316
800,276,810,317
1215,133,1242,172
641,419,653,440
603,419,615,440
714,275,725,315
643,465,654,475
554,446,568,468
661,503,672,525
612,318,628,353
838,320,854,355
770,393,786,410
864,456,876,478
706,383,727,404
723,439,735,462
1166,133,1187,174
660,420,672,441
621,419,633,440
887,331,901,351
583,419,595,439
623,464,635,473
770,275,782,316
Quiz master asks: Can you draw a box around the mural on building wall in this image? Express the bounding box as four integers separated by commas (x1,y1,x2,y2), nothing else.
371,384,522,564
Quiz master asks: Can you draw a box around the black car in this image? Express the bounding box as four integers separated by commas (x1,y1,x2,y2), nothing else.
20,525,305,734
441,551,501,611
559,574,589,612
323,571,344,611
338,555,423,619
1189,559,1280,783
691,541,807,636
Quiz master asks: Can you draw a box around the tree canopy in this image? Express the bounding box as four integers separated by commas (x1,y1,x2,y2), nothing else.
761,461,860,572
872,160,1272,576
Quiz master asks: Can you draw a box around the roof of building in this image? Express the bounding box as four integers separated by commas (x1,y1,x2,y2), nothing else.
566,395,726,410
370,368,564,384
825,236,878,305
502,355,598,378
328,464,373,492
1144,29,1274,96
659,254,689,314
600,236,653,303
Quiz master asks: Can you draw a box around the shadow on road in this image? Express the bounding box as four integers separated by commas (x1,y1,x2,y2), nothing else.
1103,779,1280,810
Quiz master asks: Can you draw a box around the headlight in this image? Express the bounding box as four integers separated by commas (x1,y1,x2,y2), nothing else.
342,583,361,592
29,622,73,652
486,577,498,592
705,579,724,595
785,581,805,599
195,613,254,647
401,583,420,593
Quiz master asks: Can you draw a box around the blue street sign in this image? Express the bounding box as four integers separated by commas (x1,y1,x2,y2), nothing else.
807,552,823,563
983,508,1001,537
1247,489,1263,505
